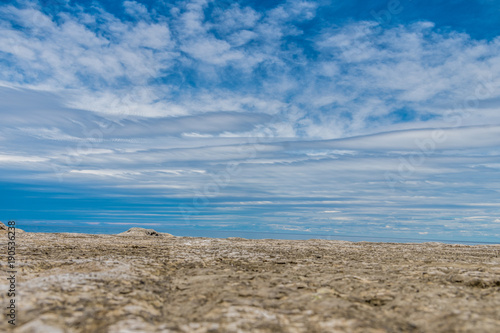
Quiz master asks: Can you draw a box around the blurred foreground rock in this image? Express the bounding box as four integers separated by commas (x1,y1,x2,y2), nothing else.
0,231,499,332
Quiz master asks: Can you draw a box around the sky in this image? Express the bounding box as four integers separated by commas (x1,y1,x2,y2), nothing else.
1,0,500,243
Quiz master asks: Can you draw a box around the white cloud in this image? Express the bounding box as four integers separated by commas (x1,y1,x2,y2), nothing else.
123,1,149,18
181,37,244,65
0,154,47,163
2,1,499,137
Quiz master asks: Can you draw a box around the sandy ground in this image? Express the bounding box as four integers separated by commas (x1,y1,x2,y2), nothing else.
1,229,500,332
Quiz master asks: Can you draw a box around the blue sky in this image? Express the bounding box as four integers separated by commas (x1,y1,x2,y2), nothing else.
1,0,500,242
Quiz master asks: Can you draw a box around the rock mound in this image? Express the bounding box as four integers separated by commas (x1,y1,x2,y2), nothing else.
117,227,173,237
0,221,24,233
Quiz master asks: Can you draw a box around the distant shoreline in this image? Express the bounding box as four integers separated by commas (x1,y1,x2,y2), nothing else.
14,225,500,245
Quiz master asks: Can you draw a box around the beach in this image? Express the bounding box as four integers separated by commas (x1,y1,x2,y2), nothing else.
1,229,499,332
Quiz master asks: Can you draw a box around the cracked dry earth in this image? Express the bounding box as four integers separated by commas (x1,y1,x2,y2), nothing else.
1,231,500,333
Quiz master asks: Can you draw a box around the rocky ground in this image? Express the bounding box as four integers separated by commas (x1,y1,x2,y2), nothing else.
1,227,499,332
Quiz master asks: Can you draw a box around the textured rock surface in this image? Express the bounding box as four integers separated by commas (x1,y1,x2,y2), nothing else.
1,232,499,332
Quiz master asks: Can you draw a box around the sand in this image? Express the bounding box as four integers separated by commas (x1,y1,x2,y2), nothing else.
1,229,499,332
